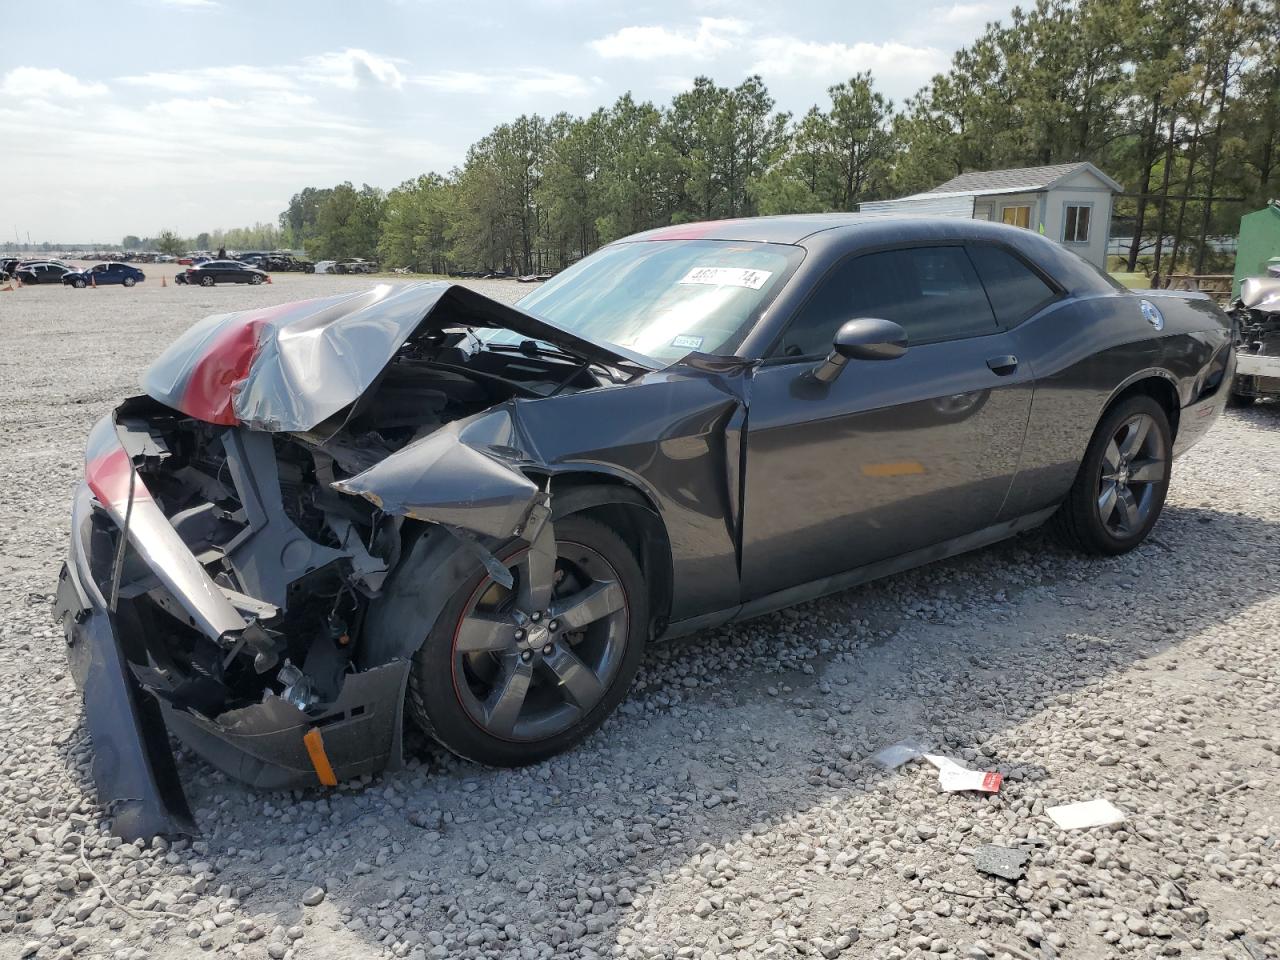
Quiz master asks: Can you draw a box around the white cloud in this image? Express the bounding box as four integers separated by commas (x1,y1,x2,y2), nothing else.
589,17,749,61
936,1,1000,25
119,65,299,94
0,67,107,100
301,49,407,90
750,37,949,91
415,68,599,99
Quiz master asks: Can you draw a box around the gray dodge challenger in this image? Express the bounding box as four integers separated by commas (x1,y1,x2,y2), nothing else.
56,215,1234,838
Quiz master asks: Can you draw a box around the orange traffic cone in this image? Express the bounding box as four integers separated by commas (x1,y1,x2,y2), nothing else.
161,274,167,287
265,274,272,284
91,274,97,289
1,282,12,293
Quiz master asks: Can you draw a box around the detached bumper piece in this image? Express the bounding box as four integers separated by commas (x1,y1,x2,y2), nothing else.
59,415,410,839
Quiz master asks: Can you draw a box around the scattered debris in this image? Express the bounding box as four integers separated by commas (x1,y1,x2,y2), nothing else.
871,740,926,769
870,742,1002,792
1046,798,1126,830
924,753,1003,793
972,844,1030,881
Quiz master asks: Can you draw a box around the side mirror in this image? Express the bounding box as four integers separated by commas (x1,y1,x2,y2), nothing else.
811,317,908,383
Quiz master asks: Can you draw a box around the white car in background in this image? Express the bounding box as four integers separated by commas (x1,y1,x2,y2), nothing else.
313,260,337,274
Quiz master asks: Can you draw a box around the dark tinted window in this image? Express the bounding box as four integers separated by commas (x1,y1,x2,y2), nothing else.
776,245,998,357
967,244,1058,327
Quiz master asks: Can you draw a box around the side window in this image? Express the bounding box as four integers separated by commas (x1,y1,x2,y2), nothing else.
967,244,1059,327
1063,204,1091,243
775,246,998,358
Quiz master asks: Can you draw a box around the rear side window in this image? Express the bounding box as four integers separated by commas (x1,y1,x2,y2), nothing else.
776,245,999,357
967,244,1058,327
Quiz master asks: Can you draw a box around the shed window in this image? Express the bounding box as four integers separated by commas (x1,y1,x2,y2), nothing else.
1063,204,1091,243
1001,205,1032,229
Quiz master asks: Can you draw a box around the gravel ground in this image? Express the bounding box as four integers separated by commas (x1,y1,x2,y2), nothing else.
1,268,1278,960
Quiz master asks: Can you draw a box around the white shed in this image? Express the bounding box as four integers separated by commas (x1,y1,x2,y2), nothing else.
858,162,1122,268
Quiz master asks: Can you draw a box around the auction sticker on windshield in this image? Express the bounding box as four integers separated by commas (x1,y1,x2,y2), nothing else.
679,267,773,289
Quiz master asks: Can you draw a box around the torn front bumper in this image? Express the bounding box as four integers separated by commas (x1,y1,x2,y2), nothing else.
57,422,412,838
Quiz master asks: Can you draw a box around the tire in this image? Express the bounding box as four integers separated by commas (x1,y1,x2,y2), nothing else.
72,279,86,289
1051,394,1172,555
123,277,135,287
249,274,263,285
405,514,649,767
1227,390,1256,408
200,275,215,287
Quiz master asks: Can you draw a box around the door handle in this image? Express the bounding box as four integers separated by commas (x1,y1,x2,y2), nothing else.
986,355,1018,376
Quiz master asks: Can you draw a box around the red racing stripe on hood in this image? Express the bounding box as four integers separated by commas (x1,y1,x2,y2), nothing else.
176,302,298,426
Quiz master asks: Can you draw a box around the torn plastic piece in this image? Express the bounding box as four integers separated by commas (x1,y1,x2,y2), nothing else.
871,740,927,769
972,844,1029,881
924,754,1003,793
1046,798,1126,830
445,527,515,589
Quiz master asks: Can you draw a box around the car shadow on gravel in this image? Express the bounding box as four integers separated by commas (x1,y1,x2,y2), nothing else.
57,498,1280,956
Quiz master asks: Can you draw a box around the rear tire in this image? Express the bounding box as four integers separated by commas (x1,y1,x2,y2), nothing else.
405,515,649,767
1051,394,1172,555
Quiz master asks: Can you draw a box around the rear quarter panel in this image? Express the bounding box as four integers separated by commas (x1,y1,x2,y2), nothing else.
999,289,1232,520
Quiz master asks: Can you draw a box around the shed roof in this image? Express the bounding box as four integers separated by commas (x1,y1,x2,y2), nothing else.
924,161,1122,196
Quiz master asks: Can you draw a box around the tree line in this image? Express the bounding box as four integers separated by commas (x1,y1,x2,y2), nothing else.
196,0,1278,277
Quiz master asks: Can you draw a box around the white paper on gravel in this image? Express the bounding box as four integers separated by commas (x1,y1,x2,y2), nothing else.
924,754,1004,793
870,741,1002,793
1045,798,1126,829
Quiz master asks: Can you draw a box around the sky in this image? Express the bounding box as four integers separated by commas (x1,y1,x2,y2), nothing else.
0,0,1009,243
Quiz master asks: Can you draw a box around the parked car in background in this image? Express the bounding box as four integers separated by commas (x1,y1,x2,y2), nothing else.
313,260,337,274
181,260,268,286
63,263,146,288
1228,273,1280,406
57,216,1235,838
14,262,73,284
335,258,377,274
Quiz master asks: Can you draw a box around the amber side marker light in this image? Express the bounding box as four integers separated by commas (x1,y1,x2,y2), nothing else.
303,728,338,787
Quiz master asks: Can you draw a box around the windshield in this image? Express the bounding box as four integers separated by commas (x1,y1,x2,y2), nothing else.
505,239,803,364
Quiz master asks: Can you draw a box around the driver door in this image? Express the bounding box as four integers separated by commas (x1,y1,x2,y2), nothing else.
740,244,1035,600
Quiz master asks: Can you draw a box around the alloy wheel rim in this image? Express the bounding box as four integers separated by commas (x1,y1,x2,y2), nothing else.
1096,413,1166,537
451,541,629,742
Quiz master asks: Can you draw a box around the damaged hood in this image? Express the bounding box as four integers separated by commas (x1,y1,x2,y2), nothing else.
142,281,657,433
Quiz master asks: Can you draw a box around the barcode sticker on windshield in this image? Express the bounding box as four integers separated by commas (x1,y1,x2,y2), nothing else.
679,267,772,289
671,334,704,350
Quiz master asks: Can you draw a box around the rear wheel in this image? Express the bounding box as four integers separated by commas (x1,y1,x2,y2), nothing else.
407,515,648,766
1051,395,1172,555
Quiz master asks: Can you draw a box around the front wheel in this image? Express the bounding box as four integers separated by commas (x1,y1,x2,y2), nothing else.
72,278,86,288
200,275,215,287
248,274,263,285
406,515,648,767
1051,395,1172,555
122,277,136,287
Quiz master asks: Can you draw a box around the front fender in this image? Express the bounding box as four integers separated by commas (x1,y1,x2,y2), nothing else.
331,405,543,541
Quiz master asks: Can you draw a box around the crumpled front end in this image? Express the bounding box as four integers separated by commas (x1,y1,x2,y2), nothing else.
55,410,422,837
